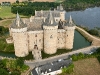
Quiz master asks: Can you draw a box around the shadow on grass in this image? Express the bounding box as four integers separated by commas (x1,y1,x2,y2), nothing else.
17,52,34,60
42,49,72,59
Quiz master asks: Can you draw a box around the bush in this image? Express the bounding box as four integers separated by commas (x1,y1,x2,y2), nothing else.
71,54,78,61
0,17,3,20
5,44,14,52
62,63,74,74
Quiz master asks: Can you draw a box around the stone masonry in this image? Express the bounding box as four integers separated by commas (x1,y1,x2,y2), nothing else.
9,5,75,60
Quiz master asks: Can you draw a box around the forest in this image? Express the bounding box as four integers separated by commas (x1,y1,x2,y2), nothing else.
11,2,60,16
62,0,100,11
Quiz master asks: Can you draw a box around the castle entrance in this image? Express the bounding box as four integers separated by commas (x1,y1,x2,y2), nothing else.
32,45,42,60
34,45,38,50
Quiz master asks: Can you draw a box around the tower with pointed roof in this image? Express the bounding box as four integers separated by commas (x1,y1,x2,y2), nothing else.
64,15,75,49
43,11,58,54
9,5,76,59
10,12,29,57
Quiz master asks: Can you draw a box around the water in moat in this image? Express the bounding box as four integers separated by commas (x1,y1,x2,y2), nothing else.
1,7,100,58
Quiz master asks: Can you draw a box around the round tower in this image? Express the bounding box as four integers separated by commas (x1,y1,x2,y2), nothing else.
43,11,58,54
11,13,29,57
64,15,75,49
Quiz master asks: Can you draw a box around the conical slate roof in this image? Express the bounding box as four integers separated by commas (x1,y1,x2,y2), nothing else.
11,12,27,29
64,15,75,26
43,11,57,26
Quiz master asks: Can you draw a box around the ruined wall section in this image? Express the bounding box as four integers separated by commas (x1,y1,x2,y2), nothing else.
57,29,66,49
28,30,43,51
43,26,58,54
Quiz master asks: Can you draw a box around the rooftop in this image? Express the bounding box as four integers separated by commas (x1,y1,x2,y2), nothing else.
32,59,72,75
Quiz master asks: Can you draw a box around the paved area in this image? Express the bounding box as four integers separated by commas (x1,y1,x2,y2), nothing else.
25,46,99,68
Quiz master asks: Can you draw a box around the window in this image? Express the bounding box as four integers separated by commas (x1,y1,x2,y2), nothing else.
35,34,37,37
50,35,53,38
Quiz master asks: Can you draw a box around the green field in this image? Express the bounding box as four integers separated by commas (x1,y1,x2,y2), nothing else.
0,6,27,19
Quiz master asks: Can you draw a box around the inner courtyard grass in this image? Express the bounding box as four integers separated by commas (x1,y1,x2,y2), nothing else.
42,49,72,59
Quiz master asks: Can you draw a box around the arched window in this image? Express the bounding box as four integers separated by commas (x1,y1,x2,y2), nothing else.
50,35,53,38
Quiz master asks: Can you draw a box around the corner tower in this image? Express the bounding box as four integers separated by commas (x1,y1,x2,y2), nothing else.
11,13,29,57
64,15,75,49
43,11,58,54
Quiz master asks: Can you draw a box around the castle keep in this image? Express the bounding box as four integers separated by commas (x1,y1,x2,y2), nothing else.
9,5,75,60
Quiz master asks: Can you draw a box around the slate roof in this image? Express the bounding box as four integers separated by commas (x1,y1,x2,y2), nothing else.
32,59,72,75
43,11,57,26
11,13,27,29
64,15,75,27
26,19,43,31
35,11,60,17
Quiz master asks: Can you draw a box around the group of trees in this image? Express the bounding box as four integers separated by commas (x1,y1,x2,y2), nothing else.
0,26,9,36
0,26,14,52
11,2,60,16
0,58,29,75
62,0,100,11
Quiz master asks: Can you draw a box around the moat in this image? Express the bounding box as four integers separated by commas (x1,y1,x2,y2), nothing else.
1,7,100,58
0,30,91,58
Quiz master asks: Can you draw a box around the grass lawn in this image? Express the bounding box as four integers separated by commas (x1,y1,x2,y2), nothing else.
67,58,100,75
0,19,12,27
0,6,27,19
42,49,71,59
0,6,16,19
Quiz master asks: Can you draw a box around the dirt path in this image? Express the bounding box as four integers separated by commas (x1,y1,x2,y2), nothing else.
76,26,100,46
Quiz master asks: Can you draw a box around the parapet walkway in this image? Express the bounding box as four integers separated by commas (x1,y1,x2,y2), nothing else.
76,26,100,46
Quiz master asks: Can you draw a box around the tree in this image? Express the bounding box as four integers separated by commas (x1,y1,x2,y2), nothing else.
16,58,24,68
0,68,9,75
16,0,19,4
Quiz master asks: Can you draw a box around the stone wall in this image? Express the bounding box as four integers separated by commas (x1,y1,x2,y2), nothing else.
12,32,29,57
57,29,66,49
28,31,43,51
60,11,66,21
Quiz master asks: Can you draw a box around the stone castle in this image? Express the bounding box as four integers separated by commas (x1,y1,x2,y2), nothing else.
9,5,75,60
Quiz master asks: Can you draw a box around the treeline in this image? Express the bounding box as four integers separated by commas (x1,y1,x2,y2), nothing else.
0,26,9,36
11,2,60,16
62,0,100,11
